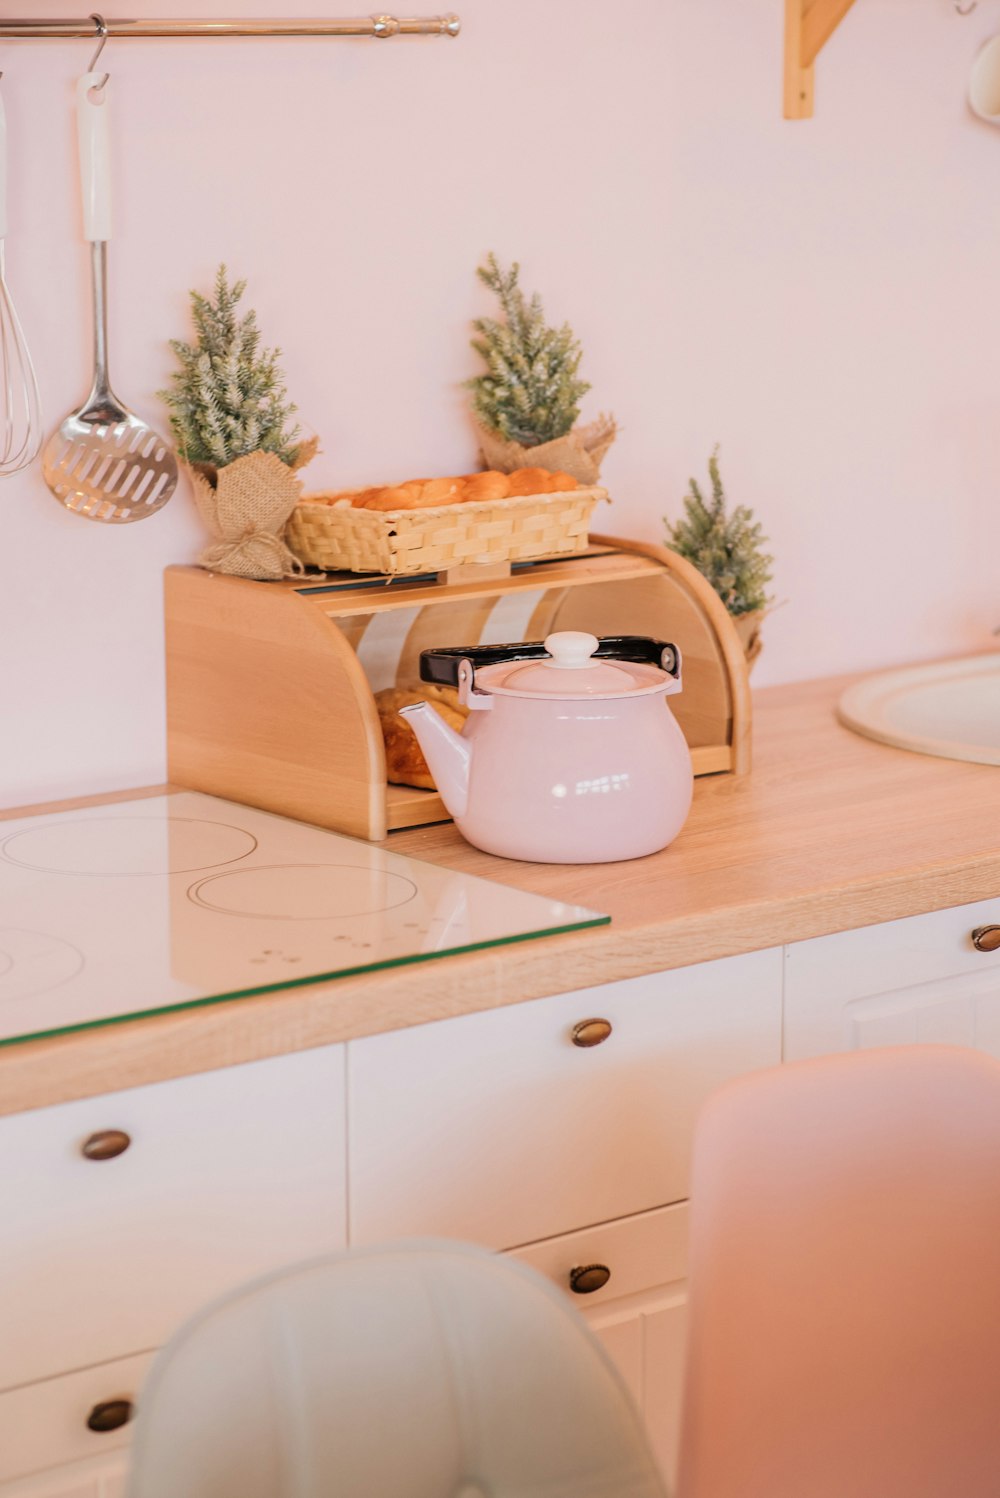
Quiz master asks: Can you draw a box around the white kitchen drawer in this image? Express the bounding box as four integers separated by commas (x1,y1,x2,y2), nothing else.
785,899,1000,1060
0,1451,126,1498
507,1201,688,1309
0,1353,151,1484
347,949,782,1247
0,1048,346,1392
510,1206,689,1489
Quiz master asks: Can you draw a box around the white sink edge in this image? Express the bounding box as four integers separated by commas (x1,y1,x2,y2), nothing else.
838,653,1000,767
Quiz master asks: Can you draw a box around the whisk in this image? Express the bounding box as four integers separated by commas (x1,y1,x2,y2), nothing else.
0,78,42,477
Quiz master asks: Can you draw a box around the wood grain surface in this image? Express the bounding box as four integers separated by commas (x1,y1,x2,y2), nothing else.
4,668,1000,1115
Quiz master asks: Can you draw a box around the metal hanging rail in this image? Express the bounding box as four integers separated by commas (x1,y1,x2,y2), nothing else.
0,14,460,41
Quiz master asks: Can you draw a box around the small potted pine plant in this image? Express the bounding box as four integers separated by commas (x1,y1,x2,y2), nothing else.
160,266,317,580
664,446,774,667
467,253,616,485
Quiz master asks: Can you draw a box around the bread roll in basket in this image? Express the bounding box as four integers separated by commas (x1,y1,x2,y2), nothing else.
286,468,607,576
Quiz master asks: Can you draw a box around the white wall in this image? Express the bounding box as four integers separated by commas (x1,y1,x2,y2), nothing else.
2,0,999,806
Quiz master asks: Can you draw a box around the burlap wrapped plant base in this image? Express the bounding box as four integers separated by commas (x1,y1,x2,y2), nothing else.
476,413,617,486
188,440,319,581
733,609,765,670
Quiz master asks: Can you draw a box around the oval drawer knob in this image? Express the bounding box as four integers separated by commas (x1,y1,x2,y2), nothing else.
87,1399,133,1433
81,1129,131,1162
571,1018,612,1049
569,1263,612,1295
972,925,1000,953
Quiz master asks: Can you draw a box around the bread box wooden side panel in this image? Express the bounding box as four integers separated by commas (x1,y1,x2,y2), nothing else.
164,567,392,840
164,541,751,843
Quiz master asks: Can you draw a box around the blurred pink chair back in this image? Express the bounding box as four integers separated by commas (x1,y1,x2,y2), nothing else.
127,1239,667,1498
678,1045,1000,1498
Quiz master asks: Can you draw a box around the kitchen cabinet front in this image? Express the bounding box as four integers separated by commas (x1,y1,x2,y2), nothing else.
785,898,1000,1060
1,1048,347,1396
17,893,1000,1497
0,1355,154,1487
346,948,784,1249
509,1202,689,1486
0,946,784,1496
344,950,782,1487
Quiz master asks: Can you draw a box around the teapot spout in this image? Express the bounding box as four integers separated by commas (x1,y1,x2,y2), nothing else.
398,702,471,819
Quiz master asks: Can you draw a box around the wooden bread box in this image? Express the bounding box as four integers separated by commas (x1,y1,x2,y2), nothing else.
164,535,752,843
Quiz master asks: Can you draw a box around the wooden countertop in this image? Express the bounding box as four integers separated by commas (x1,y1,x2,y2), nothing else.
4,669,1000,1116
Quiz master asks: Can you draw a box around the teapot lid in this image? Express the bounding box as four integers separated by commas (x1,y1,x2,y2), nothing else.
480,633,670,699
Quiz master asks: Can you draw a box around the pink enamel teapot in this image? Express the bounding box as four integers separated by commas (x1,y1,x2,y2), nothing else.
399,631,693,864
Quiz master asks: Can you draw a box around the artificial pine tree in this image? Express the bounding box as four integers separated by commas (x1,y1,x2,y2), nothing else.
160,267,315,582
468,254,590,447
665,447,773,619
160,265,301,470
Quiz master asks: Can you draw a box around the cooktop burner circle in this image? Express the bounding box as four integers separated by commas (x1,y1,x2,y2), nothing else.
0,929,85,1002
0,817,258,877
188,863,418,920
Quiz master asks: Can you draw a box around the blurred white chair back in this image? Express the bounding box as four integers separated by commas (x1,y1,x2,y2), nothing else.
678,1045,1000,1498
127,1239,667,1498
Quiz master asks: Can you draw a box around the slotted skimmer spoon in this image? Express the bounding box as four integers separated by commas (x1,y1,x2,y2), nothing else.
43,72,177,522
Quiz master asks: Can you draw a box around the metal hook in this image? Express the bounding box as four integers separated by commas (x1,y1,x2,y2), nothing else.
87,13,109,89
87,13,107,70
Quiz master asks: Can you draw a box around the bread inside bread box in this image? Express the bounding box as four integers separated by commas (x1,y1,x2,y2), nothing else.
164,537,751,844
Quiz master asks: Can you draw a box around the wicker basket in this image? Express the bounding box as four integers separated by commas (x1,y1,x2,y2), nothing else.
286,486,607,575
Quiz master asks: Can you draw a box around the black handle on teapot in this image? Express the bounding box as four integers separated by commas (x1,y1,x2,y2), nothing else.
419,636,680,689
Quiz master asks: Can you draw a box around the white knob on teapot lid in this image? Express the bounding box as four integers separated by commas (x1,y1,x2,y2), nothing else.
543,632,600,670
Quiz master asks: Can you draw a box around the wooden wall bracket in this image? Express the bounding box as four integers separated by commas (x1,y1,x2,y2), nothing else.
784,0,858,119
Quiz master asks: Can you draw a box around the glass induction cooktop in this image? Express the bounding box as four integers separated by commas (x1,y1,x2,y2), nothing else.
0,792,608,1047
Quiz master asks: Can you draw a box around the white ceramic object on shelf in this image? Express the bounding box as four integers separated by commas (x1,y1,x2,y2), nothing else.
400,631,694,864
838,653,1000,765
970,35,1000,123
